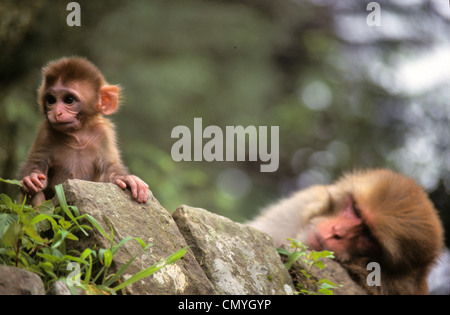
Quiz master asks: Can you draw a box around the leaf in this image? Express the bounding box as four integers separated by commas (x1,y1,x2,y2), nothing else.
318,288,333,295
0,213,18,238
287,238,304,249
80,248,94,260
300,269,311,279
0,178,22,187
164,246,189,264
52,230,69,248
111,237,148,256
23,222,47,243
30,214,53,225
55,184,88,236
284,251,304,270
62,255,89,265
104,258,136,287
91,265,107,284
318,278,339,287
51,248,63,258
311,249,334,260
36,253,64,263
31,213,53,233
102,249,113,267
69,205,81,217
36,200,55,214
98,248,113,267
276,248,291,256
313,260,326,270
83,214,110,241
42,216,61,235
3,221,21,247
318,250,335,259
0,194,14,210
82,253,93,285
65,231,79,241
58,218,72,230
317,279,341,295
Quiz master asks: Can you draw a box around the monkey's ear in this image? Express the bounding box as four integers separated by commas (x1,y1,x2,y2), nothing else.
99,85,120,115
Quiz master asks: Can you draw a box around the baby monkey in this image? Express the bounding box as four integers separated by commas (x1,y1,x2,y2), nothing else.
20,57,149,206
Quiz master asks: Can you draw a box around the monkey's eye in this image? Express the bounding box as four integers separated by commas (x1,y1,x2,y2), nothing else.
63,95,75,104
352,201,362,218
45,95,56,105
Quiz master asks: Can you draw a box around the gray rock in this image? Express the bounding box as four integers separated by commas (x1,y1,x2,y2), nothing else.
0,265,45,295
56,179,215,295
47,280,77,295
288,254,367,295
172,205,294,294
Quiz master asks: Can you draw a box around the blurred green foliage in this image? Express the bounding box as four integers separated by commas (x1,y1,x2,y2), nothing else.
0,0,449,244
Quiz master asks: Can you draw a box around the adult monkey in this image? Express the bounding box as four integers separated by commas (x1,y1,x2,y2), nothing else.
248,169,444,294
20,57,149,206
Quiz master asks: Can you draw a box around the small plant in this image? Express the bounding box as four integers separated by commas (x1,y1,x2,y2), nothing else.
278,238,341,295
0,178,187,294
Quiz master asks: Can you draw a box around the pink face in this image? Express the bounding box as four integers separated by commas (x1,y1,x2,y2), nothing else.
307,197,377,260
43,81,93,132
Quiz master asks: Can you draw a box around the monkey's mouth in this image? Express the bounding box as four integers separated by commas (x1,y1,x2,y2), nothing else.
52,121,79,132
54,119,78,126
54,121,74,127
53,116,77,124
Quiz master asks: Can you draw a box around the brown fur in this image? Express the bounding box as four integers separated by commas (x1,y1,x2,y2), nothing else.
38,57,106,107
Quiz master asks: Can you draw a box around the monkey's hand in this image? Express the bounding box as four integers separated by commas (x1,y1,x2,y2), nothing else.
21,172,47,196
113,174,149,203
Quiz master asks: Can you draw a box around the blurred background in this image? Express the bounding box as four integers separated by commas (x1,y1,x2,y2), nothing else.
0,0,449,250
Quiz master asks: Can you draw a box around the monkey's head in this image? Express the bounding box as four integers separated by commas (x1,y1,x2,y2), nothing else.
308,169,443,273
38,57,120,133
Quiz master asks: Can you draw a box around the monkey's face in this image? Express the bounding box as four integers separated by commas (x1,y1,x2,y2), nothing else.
42,81,96,133
306,196,379,262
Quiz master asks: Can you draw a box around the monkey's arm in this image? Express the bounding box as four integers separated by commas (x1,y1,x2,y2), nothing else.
247,185,331,246
96,126,149,203
99,161,149,203
19,124,52,198
112,174,149,203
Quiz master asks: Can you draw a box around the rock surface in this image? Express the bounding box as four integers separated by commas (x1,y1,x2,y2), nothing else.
57,179,215,295
287,253,367,295
173,205,294,294
0,265,45,295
